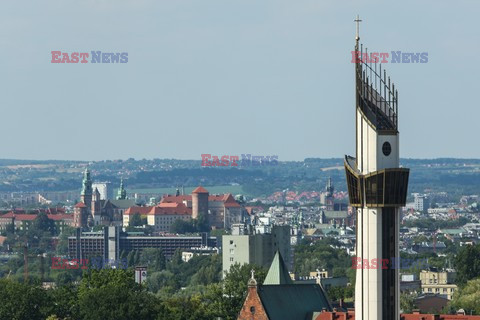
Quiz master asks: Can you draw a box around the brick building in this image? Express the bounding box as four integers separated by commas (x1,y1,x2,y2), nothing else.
0,209,73,232
313,310,480,320
160,186,245,229
237,251,331,320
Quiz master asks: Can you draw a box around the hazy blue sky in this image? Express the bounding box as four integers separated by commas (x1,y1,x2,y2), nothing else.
1,0,478,161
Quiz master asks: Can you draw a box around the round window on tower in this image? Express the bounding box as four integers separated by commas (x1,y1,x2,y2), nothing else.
382,142,392,156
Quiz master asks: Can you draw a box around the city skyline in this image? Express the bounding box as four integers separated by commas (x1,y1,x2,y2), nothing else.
1,0,479,161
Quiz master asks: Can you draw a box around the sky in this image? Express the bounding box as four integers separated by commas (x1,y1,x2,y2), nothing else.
1,0,478,161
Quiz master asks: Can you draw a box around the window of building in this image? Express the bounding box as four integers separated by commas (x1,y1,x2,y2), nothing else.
428,288,432,293
230,257,234,262
230,249,234,254
230,240,233,245
382,141,392,156
250,306,255,314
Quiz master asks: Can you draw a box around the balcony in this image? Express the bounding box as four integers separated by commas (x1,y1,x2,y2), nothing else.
344,156,409,208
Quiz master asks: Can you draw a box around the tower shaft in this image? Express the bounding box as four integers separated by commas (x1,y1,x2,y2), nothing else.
345,42,409,320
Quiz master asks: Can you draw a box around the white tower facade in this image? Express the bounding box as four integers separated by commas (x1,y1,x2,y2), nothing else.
345,39,409,320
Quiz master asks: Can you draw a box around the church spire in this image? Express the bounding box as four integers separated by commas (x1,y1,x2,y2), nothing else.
81,168,92,196
354,15,362,43
116,178,127,200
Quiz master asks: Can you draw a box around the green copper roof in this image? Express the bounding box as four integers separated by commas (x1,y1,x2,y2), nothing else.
258,284,331,320
264,251,293,285
81,168,92,196
117,179,127,200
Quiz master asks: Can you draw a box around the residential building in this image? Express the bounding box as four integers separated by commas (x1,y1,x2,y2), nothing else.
124,202,192,232
313,310,480,320
413,194,430,213
146,203,191,232
222,225,291,276
419,269,458,300
0,210,73,232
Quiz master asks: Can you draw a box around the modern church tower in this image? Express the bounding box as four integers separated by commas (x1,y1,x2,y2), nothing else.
345,17,409,320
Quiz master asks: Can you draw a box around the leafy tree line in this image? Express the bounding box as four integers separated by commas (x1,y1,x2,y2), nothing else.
294,238,352,278
0,262,267,320
294,238,355,301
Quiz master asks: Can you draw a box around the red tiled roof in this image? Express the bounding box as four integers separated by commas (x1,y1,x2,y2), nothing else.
192,186,209,194
148,202,191,215
208,195,225,201
314,310,480,320
14,214,37,221
209,194,241,207
75,202,87,208
1,212,16,219
161,192,241,208
162,195,192,203
157,202,182,208
225,202,241,208
0,213,37,221
125,206,152,215
224,194,241,208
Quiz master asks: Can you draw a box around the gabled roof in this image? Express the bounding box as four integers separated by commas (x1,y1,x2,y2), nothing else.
161,192,242,208
0,212,16,218
258,284,331,320
124,206,152,216
102,200,117,210
162,195,192,203
223,194,241,207
245,206,263,215
157,202,182,208
109,199,136,209
75,202,87,208
13,214,37,221
208,194,226,201
264,251,293,285
149,202,191,215
192,186,209,194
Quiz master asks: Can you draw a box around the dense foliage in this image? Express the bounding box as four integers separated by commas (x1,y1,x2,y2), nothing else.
448,278,480,315
0,260,266,320
454,244,480,286
294,238,352,278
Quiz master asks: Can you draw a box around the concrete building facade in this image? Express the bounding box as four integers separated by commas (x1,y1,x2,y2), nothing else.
419,269,458,300
222,225,291,276
344,28,409,320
